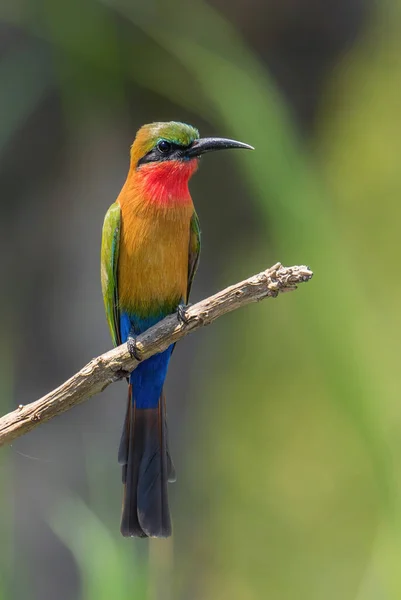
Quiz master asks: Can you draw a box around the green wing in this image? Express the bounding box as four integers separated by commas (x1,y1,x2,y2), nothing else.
187,211,201,302
101,202,121,347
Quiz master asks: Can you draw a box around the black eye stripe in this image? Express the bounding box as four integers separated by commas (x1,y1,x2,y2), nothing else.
137,140,193,167
157,140,191,153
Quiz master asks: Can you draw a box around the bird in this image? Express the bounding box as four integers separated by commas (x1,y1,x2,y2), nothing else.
101,121,253,538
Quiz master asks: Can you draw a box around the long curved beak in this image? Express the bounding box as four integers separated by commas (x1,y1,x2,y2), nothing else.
185,137,254,159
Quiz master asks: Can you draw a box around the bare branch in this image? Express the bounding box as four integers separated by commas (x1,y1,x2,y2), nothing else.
0,263,313,447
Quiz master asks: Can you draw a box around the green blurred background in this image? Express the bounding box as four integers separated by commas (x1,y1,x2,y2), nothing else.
1,0,401,598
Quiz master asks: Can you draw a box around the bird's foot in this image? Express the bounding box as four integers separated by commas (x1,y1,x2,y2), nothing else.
127,333,142,361
177,303,192,326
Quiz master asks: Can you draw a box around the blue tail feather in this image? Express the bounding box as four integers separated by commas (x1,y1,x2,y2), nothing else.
118,310,175,537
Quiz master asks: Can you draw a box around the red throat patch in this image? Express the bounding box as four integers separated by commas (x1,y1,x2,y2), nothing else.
138,159,198,207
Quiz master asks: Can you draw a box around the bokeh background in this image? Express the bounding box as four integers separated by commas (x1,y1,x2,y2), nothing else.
1,0,401,598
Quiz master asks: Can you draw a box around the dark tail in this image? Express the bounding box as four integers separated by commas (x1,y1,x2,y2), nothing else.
118,385,175,537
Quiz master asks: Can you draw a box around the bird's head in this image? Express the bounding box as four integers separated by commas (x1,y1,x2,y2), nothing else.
129,121,253,205
130,122,200,169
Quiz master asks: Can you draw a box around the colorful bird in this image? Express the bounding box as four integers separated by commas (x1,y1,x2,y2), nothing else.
101,121,253,538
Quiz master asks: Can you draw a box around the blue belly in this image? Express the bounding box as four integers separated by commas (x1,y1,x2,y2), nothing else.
120,311,174,409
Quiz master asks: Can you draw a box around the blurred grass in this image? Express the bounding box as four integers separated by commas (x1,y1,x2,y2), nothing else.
1,0,401,598
0,47,50,156
51,496,148,600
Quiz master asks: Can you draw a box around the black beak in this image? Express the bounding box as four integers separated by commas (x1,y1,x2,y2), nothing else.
185,137,254,159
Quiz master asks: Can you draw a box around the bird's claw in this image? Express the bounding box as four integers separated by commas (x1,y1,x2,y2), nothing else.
127,335,142,361
177,303,192,325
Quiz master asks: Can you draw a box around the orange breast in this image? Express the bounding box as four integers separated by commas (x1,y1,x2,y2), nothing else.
118,196,194,315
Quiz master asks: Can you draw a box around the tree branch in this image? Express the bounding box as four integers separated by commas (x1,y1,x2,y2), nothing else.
0,263,312,447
